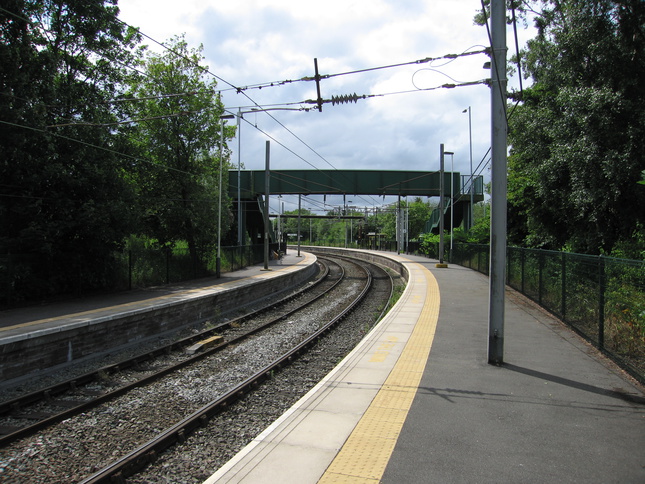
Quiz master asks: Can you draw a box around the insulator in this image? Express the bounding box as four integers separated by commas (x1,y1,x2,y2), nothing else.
331,93,364,105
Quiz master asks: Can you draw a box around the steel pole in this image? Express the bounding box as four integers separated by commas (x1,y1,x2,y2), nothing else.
488,0,507,365
396,201,400,254
450,153,454,261
297,194,302,257
468,106,474,230
263,141,270,271
216,122,223,278
237,108,242,246
438,144,445,265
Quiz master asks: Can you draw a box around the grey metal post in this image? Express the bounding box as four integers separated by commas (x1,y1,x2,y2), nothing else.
488,0,507,365
449,152,454,261
297,194,302,257
468,106,474,230
263,141,270,271
216,121,223,278
405,204,409,253
237,108,242,246
343,194,347,248
438,144,445,265
397,194,401,254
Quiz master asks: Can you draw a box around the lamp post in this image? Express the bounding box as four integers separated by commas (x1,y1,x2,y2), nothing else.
228,106,303,249
347,200,353,246
218,114,235,278
463,106,474,230
437,145,446,266
297,194,302,257
277,194,282,252
445,151,455,262
236,108,242,246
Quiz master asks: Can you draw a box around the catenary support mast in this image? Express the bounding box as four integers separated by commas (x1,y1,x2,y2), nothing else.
488,0,508,365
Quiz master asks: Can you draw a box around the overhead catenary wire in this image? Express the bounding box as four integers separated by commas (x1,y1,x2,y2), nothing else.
226,47,490,93
46,110,206,128
112,18,382,207
6,5,495,214
2,5,371,208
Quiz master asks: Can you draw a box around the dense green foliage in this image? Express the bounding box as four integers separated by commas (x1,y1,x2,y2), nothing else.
506,0,645,255
126,36,233,264
0,1,234,303
1,0,141,296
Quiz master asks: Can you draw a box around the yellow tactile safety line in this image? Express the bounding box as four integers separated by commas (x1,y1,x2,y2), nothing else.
318,263,440,483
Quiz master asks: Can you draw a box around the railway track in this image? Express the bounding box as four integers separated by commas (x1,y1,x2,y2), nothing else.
0,258,331,447
0,254,396,483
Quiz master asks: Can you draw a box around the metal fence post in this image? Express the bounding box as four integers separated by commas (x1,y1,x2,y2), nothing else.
561,252,566,321
521,249,525,294
538,251,544,305
166,248,170,284
598,255,606,349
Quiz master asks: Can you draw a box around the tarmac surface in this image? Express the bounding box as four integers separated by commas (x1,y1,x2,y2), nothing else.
381,256,645,483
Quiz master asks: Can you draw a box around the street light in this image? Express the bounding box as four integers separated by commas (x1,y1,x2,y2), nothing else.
463,106,474,230
347,200,353,246
217,114,235,278
236,108,242,246
444,151,455,262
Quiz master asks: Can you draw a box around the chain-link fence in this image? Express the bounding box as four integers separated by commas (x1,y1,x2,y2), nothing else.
452,243,645,384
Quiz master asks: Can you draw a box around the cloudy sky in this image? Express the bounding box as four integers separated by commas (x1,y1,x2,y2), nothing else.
117,0,534,213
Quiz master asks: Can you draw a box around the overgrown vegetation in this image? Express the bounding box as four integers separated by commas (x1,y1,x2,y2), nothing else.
503,0,645,255
2,0,643,311
1,1,234,304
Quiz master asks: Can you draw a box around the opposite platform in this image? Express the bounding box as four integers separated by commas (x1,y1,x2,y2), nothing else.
207,250,645,484
0,252,317,384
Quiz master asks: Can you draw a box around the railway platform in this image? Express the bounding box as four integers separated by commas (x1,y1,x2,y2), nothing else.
0,251,317,384
207,251,645,484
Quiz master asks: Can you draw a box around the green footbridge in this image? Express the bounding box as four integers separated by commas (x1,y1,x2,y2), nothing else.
228,169,484,240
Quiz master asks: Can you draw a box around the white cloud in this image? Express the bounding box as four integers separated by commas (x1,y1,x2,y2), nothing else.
117,0,535,210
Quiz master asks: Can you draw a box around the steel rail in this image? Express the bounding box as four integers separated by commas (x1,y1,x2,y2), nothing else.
0,260,332,448
80,258,372,484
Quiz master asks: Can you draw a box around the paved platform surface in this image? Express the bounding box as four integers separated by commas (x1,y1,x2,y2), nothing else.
0,252,307,338
381,256,645,484
208,252,645,484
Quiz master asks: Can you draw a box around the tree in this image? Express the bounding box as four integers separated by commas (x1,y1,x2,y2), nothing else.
507,0,645,254
126,35,233,266
1,0,142,299
281,209,315,242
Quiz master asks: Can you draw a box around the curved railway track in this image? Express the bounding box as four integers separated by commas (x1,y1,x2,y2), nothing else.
0,259,334,447
0,254,398,483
